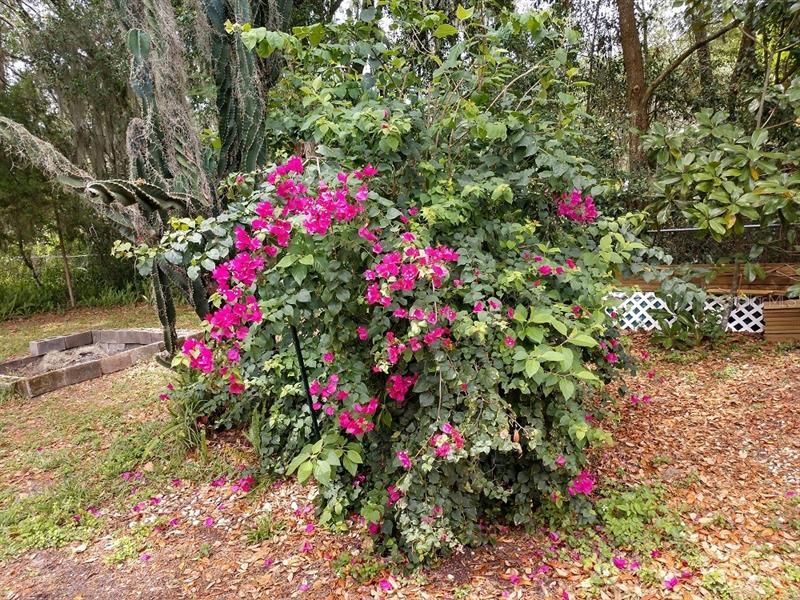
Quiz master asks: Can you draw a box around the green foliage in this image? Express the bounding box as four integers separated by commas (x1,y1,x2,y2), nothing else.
651,283,726,351
595,484,684,553
332,550,385,583
645,109,799,250
106,524,153,565
0,254,146,320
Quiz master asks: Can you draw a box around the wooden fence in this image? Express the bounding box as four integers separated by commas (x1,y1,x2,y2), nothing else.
613,263,799,339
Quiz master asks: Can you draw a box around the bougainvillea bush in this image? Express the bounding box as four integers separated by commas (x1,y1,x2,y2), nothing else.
134,5,664,562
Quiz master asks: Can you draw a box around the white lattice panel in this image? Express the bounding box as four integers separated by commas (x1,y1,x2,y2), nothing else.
609,292,764,333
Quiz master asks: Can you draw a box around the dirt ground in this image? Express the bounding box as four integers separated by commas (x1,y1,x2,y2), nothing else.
0,330,798,600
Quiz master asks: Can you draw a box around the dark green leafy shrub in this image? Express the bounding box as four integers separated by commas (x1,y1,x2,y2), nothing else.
651,280,726,350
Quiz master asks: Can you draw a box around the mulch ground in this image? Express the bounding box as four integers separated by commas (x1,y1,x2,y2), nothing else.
0,335,798,599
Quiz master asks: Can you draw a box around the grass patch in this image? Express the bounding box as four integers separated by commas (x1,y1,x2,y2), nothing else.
246,514,287,544
0,361,224,560
332,550,385,584
594,484,686,554
106,523,154,564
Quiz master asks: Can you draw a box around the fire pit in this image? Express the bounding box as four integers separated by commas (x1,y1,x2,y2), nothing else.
0,329,195,398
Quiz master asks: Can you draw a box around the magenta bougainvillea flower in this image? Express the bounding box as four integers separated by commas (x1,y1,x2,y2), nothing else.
612,556,627,569
386,484,404,506
203,516,215,527
504,336,516,348
396,451,412,470
231,475,254,493
663,575,679,590
567,470,595,496
556,189,598,223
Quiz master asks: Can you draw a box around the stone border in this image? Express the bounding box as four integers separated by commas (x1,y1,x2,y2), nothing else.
0,329,197,399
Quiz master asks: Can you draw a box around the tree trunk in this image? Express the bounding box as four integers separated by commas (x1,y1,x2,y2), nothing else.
16,235,43,288
690,8,716,108
728,17,756,117
54,205,75,307
616,0,648,168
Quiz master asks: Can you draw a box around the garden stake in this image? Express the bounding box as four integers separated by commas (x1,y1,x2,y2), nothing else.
290,324,321,441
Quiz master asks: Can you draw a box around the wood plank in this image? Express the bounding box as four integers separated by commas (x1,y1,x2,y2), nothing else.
619,263,799,295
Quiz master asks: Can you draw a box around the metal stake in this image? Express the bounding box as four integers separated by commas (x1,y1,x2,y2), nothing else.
290,324,321,441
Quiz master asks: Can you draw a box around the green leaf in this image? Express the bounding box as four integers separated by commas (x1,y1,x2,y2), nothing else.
342,457,357,476
276,255,297,268
299,254,315,266
286,452,309,475
127,29,150,60
550,319,567,336
524,358,540,377
575,370,600,382
359,6,376,22
540,350,564,362
346,449,363,464
291,264,308,285
569,333,597,348
297,461,313,483
240,27,266,52
490,182,513,202
559,378,575,400
433,24,458,38
313,461,331,485
456,4,475,19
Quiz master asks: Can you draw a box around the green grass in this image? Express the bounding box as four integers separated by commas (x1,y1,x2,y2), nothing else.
0,361,224,561
0,303,199,361
246,514,287,544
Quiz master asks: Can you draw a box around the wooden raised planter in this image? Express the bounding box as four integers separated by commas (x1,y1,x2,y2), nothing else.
0,328,198,399
763,300,800,342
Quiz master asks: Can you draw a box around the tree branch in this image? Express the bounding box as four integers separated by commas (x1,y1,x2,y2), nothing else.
643,18,742,105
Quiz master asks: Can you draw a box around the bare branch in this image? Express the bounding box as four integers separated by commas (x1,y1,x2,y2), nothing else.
643,18,742,105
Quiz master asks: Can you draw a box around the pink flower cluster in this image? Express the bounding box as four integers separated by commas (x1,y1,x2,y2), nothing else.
567,470,595,496
363,241,459,307
429,422,465,458
182,157,377,394
386,484,404,506
556,189,598,223
338,409,375,436
386,373,418,402
396,450,412,470
231,475,254,493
